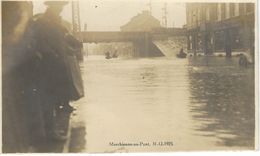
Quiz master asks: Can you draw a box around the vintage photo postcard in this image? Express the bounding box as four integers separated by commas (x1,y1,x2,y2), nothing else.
1,0,258,153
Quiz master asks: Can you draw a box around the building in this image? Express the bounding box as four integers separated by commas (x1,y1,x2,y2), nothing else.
186,3,255,56
121,10,161,32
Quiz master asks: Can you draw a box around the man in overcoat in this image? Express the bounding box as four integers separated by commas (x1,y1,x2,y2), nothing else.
31,1,73,141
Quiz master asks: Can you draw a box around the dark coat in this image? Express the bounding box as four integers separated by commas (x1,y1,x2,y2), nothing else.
31,12,73,104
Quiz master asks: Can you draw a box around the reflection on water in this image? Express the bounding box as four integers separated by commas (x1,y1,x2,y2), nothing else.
188,57,255,148
71,55,255,152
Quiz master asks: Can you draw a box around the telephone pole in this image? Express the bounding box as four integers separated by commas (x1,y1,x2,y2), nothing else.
72,0,84,60
147,0,152,15
161,3,168,28
72,1,81,36
84,23,88,57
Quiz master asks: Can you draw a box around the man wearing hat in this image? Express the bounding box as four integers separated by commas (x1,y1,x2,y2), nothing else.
30,1,73,142
44,1,68,16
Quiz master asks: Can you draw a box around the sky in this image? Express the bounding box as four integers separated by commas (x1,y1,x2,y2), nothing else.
33,0,186,31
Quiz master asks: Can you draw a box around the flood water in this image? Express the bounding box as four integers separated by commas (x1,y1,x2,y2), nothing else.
70,56,255,152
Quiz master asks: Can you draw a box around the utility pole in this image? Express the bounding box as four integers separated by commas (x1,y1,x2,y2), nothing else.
84,23,88,57
72,0,81,37
161,3,168,28
72,0,84,60
147,0,152,15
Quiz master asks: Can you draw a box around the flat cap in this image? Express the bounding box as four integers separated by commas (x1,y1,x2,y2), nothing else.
44,1,69,6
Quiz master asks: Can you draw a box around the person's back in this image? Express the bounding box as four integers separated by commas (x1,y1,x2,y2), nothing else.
30,1,73,143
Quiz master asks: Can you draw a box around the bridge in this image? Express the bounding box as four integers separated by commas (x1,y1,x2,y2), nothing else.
77,31,169,43
76,30,186,57
77,29,186,43
71,1,186,57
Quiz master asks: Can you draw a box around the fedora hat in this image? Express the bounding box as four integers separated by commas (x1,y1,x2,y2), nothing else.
44,1,69,6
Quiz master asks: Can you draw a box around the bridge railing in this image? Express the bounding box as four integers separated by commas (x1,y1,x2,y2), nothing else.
78,31,149,43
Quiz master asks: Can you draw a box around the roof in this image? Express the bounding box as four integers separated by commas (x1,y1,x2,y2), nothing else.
120,10,161,32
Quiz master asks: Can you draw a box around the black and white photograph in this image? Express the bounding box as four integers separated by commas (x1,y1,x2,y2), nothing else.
1,0,258,153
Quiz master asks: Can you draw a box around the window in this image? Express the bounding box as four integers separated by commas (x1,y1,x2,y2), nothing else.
225,3,230,19
221,4,225,20
198,9,201,24
239,3,245,15
230,28,243,50
234,3,239,16
187,11,191,26
191,11,193,25
217,4,221,21
201,6,206,21
211,3,218,21
192,10,196,25
206,8,210,21
230,3,235,17
189,36,192,49
189,12,192,26
246,3,254,13
214,30,225,51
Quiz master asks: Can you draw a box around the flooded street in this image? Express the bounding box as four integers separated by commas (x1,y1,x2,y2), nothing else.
70,56,255,152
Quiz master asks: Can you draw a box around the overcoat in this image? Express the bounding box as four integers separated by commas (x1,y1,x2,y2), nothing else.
31,12,73,104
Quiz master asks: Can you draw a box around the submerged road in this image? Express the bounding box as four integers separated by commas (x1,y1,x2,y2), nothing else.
69,56,255,152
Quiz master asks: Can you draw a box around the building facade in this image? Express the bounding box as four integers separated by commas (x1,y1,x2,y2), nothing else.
186,3,255,55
